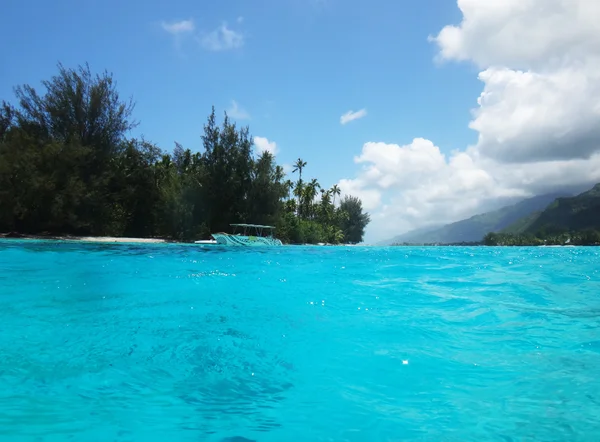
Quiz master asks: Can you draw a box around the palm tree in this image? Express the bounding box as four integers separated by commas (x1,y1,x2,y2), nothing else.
309,178,320,192
292,158,307,212
293,180,305,217
303,179,320,219
319,189,333,223
284,179,295,200
275,165,284,182
292,158,307,182
330,184,341,205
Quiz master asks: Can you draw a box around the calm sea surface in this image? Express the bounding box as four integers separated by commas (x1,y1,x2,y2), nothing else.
1,240,600,441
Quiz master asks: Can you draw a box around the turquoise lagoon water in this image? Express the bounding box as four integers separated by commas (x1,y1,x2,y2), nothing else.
1,240,600,441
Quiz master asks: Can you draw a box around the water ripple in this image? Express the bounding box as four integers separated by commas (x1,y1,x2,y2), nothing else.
1,241,600,440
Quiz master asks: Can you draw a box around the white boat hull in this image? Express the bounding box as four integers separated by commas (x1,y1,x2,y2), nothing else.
211,233,283,247
194,239,217,245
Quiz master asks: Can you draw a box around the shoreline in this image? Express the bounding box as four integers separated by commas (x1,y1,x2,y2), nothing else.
0,233,169,244
0,234,357,246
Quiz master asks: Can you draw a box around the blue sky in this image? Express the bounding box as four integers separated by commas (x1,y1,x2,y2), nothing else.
7,0,592,244
1,0,479,189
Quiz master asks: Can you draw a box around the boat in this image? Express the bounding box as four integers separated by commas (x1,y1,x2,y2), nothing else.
211,224,283,247
194,239,217,245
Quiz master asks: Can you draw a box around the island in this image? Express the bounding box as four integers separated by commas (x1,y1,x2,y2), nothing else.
0,63,370,245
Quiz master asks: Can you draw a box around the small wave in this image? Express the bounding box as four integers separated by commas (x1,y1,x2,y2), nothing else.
1,244,599,439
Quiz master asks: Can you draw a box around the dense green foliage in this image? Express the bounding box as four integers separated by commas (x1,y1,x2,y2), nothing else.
382,193,568,245
503,184,600,236
483,230,600,246
0,63,370,244
483,184,600,246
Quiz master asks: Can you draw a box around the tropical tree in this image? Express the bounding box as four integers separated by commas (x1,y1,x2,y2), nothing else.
291,158,307,214
292,158,307,182
339,195,370,244
13,62,138,159
283,179,295,200
330,184,341,205
304,178,321,219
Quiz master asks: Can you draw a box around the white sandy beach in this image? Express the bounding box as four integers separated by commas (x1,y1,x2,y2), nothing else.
1,234,168,244
75,236,167,244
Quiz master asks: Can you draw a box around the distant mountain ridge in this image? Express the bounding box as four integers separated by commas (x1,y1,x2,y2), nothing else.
503,183,600,235
380,192,573,245
377,224,443,245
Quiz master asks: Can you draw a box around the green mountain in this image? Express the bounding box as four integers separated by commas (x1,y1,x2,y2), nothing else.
504,183,600,236
381,193,571,245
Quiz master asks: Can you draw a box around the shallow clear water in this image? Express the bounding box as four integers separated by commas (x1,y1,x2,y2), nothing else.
1,240,600,441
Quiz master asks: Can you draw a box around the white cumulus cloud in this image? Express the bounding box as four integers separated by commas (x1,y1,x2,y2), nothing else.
340,109,367,125
432,0,600,165
340,139,529,242
469,66,600,163
431,0,600,70
338,178,382,212
341,0,600,243
254,137,279,156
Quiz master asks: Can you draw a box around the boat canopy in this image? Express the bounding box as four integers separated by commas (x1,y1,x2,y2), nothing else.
230,223,276,230
230,223,277,237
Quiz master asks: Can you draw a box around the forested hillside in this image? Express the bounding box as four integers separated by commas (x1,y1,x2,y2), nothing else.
519,184,600,235
0,63,370,244
382,193,567,245
484,184,600,246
